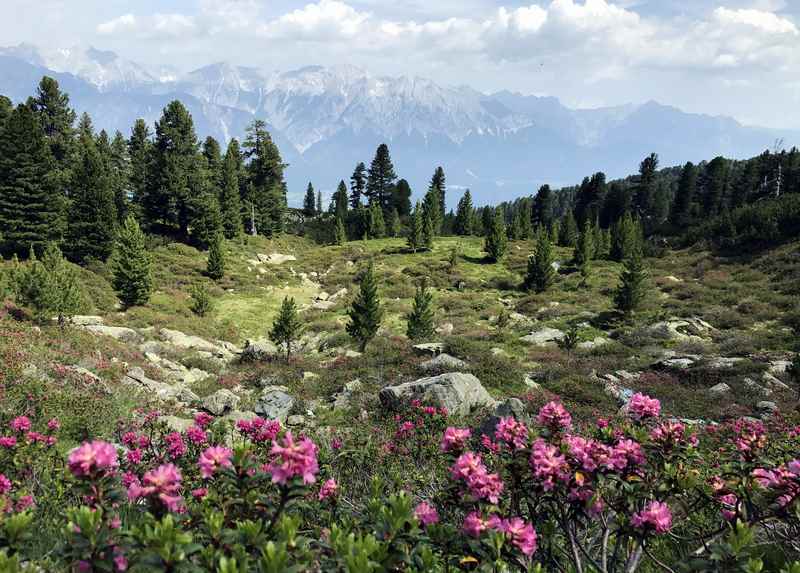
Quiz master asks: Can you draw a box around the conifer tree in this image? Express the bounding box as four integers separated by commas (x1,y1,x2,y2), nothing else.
113,216,152,308
610,213,640,262
109,131,131,224
524,231,556,293
670,162,698,226
207,233,225,281
316,190,322,216
334,215,347,246
349,162,366,209
219,139,244,239
128,119,151,212
406,279,435,341
31,77,76,180
532,184,554,228
242,119,287,237
0,103,62,258
332,180,349,220
559,211,578,247
509,210,524,240
15,243,83,325
574,220,594,283
202,136,223,192
369,202,385,238
189,283,213,317
392,179,413,217
549,220,560,245
614,249,648,315
422,209,434,251
189,188,223,249
270,296,304,361
454,190,474,236
408,202,423,253
346,262,383,351
429,166,447,223
366,144,397,212
385,208,398,238
424,172,444,235
484,208,507,262
303,183,317,217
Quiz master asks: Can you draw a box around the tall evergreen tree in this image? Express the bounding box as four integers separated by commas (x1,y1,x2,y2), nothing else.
316,190,322,216
30,76,76,178
422,209,434,251
484,208,507,262
202,136,223,192
242,119,287,236
481,207,494,237
334,215,347,246
368,202,385,238
270,296,303,361
574,172,607,227
703,156,729,217
423,185,442,236
524,231,556,293
109,131,131,224
454,190,474,236
0,103,62,258
219,139,244,239
386,208,401,238
610,213,641,262
207,233,225,281
406,279,435,341
128,119,151,213
15,243,83,325
112,216,152,308
392,179,413,217
408,202,424,253
189,184,223,249
559,211,578,247
532,184,554,228
429,166,446,222
349,162,366,209
614,250,648,315
574,220,594,283
303,183,317,217
346,262,383,351
366,144,397,212
634,152,659,217
332,180,349,220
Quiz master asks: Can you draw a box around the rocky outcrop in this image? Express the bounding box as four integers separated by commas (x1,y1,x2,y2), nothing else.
577,337,610,350
257,253,297,265
121,367,199,404
647,317,715,342
478,398,528,437
255,387,295,422
241,339,279,362
159,328,237,362
709,383,732,396
331,379,362,410
413,343,445,356
420,353,468,372
520,327,565,346
379,373,496,416
81,324,141,343
202,389,241,415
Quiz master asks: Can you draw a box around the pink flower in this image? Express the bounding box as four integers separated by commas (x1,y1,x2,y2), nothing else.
501,517,538,556
128,463,183,512
198,446,233,479
237,417,281,443
481,434,501,454
191,487,208,499
331,438,343,450
194,412,214,428
596,417,610,429
318,478,338,501
414,502,439,526
441,427,472,452
495,417,529,450
47,418,61,432
165,432,186,459
113,552,128,572
0,474,11,495
0,436,17,448
631,501,672,534
462,512,488,537
267,432,319,485
530,439,569,491
450,452,504,503
564,436,603,472
185,425,208,445
628,393,661,421
15,495,34,511
603,439,645,472
536,402,572,431
68,441,119,478
121,432,139,447
9,416,31,433
126,449,143,465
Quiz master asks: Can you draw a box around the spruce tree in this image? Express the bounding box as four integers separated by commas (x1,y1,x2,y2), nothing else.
429,167,447,223
31,77,76,180
189,188,223,249
303,183,317,217
15,243,83,325
484,208,507,262
334,215,347,246
128,119,151,212
346,262,383,352
422,210,434,251
614,249,648,315
549,220,560,245
219,139,244,239
270,296,304,361
454,190,474,235
242,119,287,237
423,176,443,235
406,279,435,341
349,162,366,209
109,131,131,224
610,213,639,262
189,283,214,317
574,220,594,283
369,202,385,238
366,144,397,212
386,208,401,238
332,180,349,220
532,184,554,228
524,231,556,293
408,202,423,253
113,216,153,308
392,179,413,217
207,233,225,281
202,136,223,192
316,190,322,216
670,162,698,226
559,212,578,247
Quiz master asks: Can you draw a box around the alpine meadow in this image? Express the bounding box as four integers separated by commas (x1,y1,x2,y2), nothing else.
2,2,800,571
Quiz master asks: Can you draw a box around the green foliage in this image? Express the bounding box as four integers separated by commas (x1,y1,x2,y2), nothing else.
524,231,556,293
303,183,317,217
407,203,424,253
366,144,397,213
347,262,383,351
610,212,642,262
421,210,434,251
269,296,303,361
190,283,214,317
189,191,223,250
14,243,84,324
558,211,578,247
219,139,244,240
112,215,153,308
484,208,507,262
614,249,649,315
406,279,435,341
573,220,594,282
557,323,580,351
368,203,385,239
334,215,347,246
243,119,287,237
454,190,474,236
349,162,366,210
207,234,225,281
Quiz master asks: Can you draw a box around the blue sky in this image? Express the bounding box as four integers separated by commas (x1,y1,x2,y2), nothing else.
3,0,800,128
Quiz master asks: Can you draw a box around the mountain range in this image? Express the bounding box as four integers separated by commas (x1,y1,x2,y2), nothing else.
1,43,798,207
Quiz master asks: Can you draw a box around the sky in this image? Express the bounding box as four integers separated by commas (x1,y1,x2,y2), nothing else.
3,0,800,128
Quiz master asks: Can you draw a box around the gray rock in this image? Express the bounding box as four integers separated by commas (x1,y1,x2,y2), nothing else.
479,398,528,437
258,253,297,265
577,337,610,350
69,315,104,326
202,389,241,415
329,288,348,301
615,370,641,381
65,365,102,383
82,324,140,342
311,300,336,311
768,360,793,375
222,410,258,425
122,368,199,403
287,415,306,426
709,382,732,395
707,357,744,369
647,317,715,342
490,347,509,357
332,379,362,410
379,372,496,416
744,377,773,396
421,353,468,372
435,322,455,336
756,401,778,416
160,328,235,362
413,343,445,356
520,327,565,346
762,372,791,391
255,389,295,422
523,373,542,390
241,339,279,362
659,358,696,370
160,416,194,433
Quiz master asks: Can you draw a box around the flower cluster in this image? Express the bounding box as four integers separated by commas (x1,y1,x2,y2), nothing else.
197,446,233,479
628,393,661,421
536,401,572,431
441,427,472,452
236,417,281,443
494,417,529,450
631,501,673,534
753,459,800,508
127,463,183,513
450,452,504,503
462,512,537,556
68,441,119,479
267,431,319,485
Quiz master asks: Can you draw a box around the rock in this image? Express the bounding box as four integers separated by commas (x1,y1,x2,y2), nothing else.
65,365,102,383
421,353,468,372
145,352,211,385
523,373,542,390
762,372,791,391
647,317,715,342
615,370,641,381
744,377,773,396
658,357,696,370
707,357,744,369
709,382,732,395
222,410,258,425
332,379,363,410
768,360,793,375
413,343,445,356
520,327,565,346
202,389,241,415
69,315,104,326
435,323,454,336
303,371,319,381
81,324,140,342
490,347,509,357
159,328,235,362
577,337,610,350
756,401,778,416
287,415,306,426
160,416,194,433
258,253,297,265
122,368,199,404
316,292,330,301
329,288,348,301
241,339,279,362
479,398,528,437
255,389,295,422
311,300,336,311
663,276,683,283
379,372,496,416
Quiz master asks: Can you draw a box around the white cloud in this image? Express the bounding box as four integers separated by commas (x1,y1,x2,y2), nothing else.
259,0,370,41
713,7,797,34
97,13,137,35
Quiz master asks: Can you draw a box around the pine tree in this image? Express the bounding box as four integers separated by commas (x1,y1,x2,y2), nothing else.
219,139,244,239
385,208,400,238
670,162,698,226
634,153,659,217
189,187,223,249
549,220,560,244
392,179,412,217
429,167,446,223
189,283,214,317
316,190,322,216
113,216,152,308
423,174,443,235
422,209,434,251
532,184,554,228
270,296,304,361
368,202,385,238
30,77,76,181
346,262,383,351
366,144,397,212
128,119,151,212
334,215,347,246
408,202,424,253
65,135,117,263
454,190,474,235
15,243,83,325
574,220,594,284
0,103,62,258
349,162,366,209
109,131,131,224
303,183,317,217
614,250,648,315
207,233,225,281
484,208,507,262
406,279,435,341
202,136,223,192
242,119,287,237
524,231,556,293
332,180,349,220
610,213,641,262
559,212,578,247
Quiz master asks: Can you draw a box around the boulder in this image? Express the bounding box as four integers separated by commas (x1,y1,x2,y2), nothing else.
658,357,696,370
647,317,715,342
287,415,306,427
709,382,732,395
311,300,336,311
435,323,455,336
707,357,744,369
744,377,772,396
413,343,445,356
762,372,791,391
328,288,348,301
768,360,793,375
82,324,140,342
258,253,297,265
756,401,778,416
523,373,542,390
421,353,468,372
159,328,235,362
222,410,258,425
577,337,610,350
202,389,241,416
379,372,496,416
160,416,194,433
122,368,199,404
478,398,528,437
69,315,104,326
65,365,102,384
520,327,565,346
255,389,295,422
332,379,362,410
241,339,279,362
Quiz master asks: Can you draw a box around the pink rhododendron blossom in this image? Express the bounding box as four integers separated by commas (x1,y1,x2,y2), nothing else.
198,446,233,479
16,495,34,511
603,439,645,472
441,427,471,452
564,436,603,472
481,434,501,454
185,425,208,445
529,439,569,490
68,441,119,478
47,418,60,432
450,452,504,503
9,416,31,433
627,393,660,420
165,432,187,459
318,478,338,501
500,517,538,556
650,421,698,449
631,501,672,534
462,512,488,537
0,436,17,448
733,419,767,457
414,502,439,526
536,402,572,431
267,432,319,485
753,461,800,508
237,417,281,443
191,488,208,499
194,412,214,428
128,463,183,512
126,449,142,465
495,417,529,450
0,474,11,495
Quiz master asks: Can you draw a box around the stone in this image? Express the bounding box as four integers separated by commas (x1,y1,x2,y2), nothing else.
122,368,199,404
663,276,683,283
615,370,640,381
69,315,104,326
658,358,696,370
316,292,330,301
65,365,102,383
490,347,509,357
329,288,348,301
762,372,791,391
421,353,468,372
311,300,336,311
520,327,565,346
744,377,773,396
478,398,528,437
709,382,732,395
707,357,744,369
577,337,610,350
255,389,295,422
202,389,241,415
222,410,258,425
159,328,235,362
241,339,279,362
768,360,793,375
647,317,715,342
413,343,445,356
160,416,194,433
258,253,297,265
287,415,306,426
435,322,454,336
81,324,140,342
523,373,542,390
379,372,497,416
756,401,778,416
332,379,362,410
